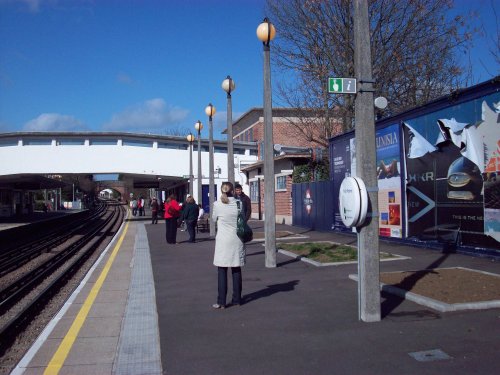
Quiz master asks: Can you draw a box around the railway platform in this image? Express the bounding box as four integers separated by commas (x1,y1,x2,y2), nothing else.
9,213,500,375
0,211,80,232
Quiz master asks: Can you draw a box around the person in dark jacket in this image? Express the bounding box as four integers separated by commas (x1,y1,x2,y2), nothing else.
181,196,199,243
234,183,251,222
151,197,159,224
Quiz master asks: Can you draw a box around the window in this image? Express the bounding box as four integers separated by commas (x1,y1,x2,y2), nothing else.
249,149,258,156
276,175,287,191
158,142,188,150
57,139,85,145
23,139,51,146
0,139,17,147
123,139,153,148
214,146,227,153
250,180,259,203
90,139,118,146
234,148,246,155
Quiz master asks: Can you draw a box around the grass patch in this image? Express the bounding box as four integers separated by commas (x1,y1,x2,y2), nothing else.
278,242,394,263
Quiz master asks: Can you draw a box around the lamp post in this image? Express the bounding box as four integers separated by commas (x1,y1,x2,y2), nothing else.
205,103,216,237
194,120,203,205
187,133,195,195
257,17,277,268
222,75,236,184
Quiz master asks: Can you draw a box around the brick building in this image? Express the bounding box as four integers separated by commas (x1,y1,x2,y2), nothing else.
229,108,338,224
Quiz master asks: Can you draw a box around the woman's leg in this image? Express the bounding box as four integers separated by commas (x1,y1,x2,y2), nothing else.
217,267,228,306
187,220,196,242
172,219,178,243
231,267,242,305
166,218,175,243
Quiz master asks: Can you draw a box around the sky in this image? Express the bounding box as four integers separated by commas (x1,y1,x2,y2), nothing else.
0,0,498,140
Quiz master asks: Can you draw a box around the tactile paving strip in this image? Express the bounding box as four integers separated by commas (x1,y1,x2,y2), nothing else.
113,223,162,375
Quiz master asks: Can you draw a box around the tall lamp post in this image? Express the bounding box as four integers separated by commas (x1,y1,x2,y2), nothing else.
187,133,195,195
194,120,203,205
222,75,236,184
205,103,216,237
257,18,277,268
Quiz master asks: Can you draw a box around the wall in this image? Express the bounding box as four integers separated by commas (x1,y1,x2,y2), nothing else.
328,78,500,253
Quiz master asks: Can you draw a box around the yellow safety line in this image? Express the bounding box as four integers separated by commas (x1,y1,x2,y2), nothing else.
44,220,130,375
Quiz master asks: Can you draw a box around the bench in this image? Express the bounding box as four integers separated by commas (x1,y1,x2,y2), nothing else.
197,214,210,233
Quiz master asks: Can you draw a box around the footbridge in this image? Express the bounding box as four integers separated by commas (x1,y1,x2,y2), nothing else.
0,132,258,216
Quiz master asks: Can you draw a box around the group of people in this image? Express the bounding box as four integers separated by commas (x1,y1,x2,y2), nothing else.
163,194,204,244
130,197,145,216
145,183,252,310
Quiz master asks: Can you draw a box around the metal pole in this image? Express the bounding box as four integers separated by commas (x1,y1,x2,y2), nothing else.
208,110,216,237
227,90,235,184
197,130,202,205
263,41,276,268
189,141,194,195
354,0,381,322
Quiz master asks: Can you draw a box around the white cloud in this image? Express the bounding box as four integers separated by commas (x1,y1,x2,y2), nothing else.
102,98,189,132
117,72,134,85
23,113,86,131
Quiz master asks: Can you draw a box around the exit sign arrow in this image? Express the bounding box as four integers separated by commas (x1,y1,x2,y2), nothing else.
328,77,357,94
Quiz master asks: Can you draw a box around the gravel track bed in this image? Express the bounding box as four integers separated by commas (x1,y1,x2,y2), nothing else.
0,208,123,375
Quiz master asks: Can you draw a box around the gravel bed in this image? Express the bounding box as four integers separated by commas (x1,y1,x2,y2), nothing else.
0,209,122,375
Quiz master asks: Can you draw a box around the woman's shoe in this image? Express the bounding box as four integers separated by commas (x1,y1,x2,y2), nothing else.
212,303,225,309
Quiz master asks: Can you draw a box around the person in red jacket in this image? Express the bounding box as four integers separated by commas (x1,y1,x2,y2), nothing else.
164,194,181,244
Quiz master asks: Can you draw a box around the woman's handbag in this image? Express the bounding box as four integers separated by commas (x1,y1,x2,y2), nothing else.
236,201,253,243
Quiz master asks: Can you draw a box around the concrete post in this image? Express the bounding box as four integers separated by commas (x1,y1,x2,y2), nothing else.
353,0,381,322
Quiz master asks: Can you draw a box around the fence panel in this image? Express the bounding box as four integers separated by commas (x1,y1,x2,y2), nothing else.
292,181,334,231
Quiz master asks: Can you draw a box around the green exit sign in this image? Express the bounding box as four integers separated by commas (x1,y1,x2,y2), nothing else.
328,78,357,94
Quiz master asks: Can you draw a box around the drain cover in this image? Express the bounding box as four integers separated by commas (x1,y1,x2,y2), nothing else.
408,349,452,362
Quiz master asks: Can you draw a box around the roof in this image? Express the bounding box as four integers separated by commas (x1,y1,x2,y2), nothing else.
0,174,68,190
240,153,311,173
224,107,323,135
0,131,258,149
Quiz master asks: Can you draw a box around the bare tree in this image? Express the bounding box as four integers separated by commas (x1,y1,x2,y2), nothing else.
485,0,500,69
266,0,477,145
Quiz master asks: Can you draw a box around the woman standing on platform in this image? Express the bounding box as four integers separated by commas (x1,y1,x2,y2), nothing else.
211,182,245,309
164,194,181,244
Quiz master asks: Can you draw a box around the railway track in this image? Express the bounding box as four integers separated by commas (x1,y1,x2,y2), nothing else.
0,200,126,357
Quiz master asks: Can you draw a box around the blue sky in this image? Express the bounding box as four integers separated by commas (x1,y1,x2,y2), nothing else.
0,0,498,140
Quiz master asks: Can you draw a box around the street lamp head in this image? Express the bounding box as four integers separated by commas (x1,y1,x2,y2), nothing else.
205,103,216,118
194,120,203,133
256,17,276,45
222,75,236,94
186,133,195,143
